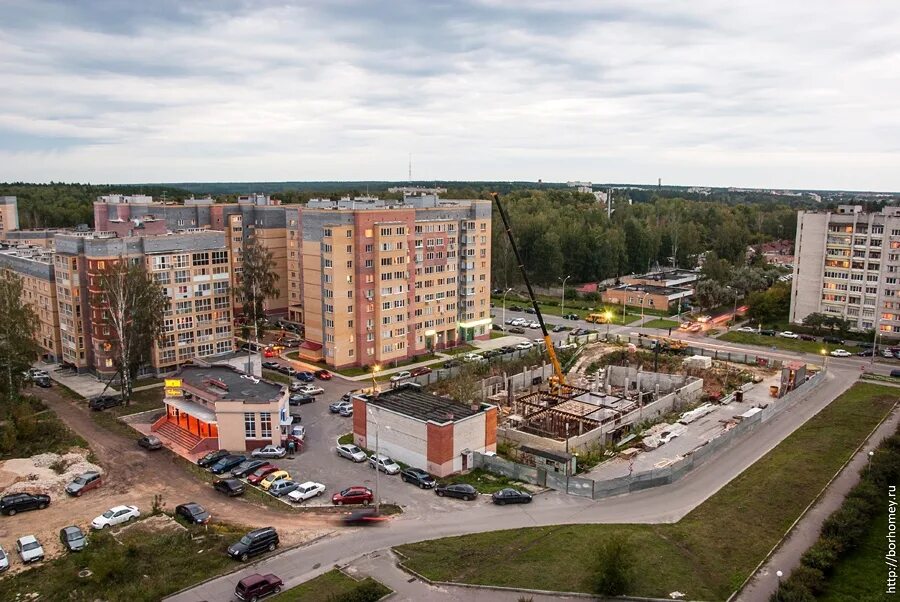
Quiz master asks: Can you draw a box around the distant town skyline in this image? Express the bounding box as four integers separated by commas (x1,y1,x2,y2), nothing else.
1,1,899,190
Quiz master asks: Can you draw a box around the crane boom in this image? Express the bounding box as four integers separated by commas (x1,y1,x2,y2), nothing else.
490,192,566,386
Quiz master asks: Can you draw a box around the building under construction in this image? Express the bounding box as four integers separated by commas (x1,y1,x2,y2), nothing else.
498,366,703,453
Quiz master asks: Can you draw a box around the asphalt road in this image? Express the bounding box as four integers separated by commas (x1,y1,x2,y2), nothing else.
167,355,861,602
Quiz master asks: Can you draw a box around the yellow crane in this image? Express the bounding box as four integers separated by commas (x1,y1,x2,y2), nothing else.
491,192,566,388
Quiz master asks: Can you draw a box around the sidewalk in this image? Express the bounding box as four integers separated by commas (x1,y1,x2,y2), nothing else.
737,403,900,601
35,360,163,398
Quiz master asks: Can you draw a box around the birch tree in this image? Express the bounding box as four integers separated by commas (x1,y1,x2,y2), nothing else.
95,260,168,403
0,271,40,405
240,235,280,343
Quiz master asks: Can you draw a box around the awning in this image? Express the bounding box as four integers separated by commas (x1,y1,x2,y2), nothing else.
165,398,217,424
300,341,323,351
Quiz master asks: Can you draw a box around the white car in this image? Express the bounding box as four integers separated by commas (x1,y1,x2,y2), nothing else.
778,331,799,339
251,444,287,459
287,481,326,503
336,443,367,462
830,349,852,357
515,341,534,350
297,385,324,396
291,424,306,440
92,505,140,529
15,536,44,563
462,353,485,363
390,371,412,383
528,321,540,329
735,326,756,333
369,453,401,475
0,545,8,571
511,318,527,326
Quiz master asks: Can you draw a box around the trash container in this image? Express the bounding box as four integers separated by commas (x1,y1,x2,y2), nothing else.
769,385,779,397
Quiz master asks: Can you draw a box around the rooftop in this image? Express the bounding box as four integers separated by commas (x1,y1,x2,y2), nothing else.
626,269,698,283
607,283,692,296
177,365,283,404
370,383,485,424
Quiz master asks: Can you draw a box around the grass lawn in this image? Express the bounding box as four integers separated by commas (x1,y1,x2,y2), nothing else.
818,511,892,601
438,467,529,494
263,369,292,385
271,569,392,601
89,387,164,439
490,331,507,339
338,432,354,445
718,331,862,355
395,383,898,600
0,518,248,601
642,318,680,330
0,398,88,460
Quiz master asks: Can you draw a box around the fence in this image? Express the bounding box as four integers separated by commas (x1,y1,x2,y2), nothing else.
475,369,826,500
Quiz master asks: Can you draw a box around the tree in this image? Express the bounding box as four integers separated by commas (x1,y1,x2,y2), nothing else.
0,271,41,405
240,235,280,341
95,260,168,403
746,282,791,326
695,279,727,310
802,312,827,333
592,535,635,596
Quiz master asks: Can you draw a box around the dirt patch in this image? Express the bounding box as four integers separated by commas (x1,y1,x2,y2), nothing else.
1,450,102,497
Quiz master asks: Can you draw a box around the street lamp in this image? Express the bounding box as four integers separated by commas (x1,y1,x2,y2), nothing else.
776,570,783,583
604,310,613,339
371,364,381,395
560,275,571,319
726,285,739,328
501,287,513,328
640,293,647,324
622,285,629,325
368,407,382,513
871,321,881,366
820,348,828,372
868,450,875,466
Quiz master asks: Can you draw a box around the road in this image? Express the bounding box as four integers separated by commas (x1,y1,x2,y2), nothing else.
168,356,861,601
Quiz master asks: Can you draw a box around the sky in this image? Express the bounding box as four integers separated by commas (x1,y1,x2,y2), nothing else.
1,0,899,190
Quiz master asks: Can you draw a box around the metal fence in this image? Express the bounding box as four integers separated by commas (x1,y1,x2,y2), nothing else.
475,369,825,500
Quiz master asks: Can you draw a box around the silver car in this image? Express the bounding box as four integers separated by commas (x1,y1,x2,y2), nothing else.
251,445,287,459
368,453,401,475
0,545,8,572
16,535,44,563
336,443,367,462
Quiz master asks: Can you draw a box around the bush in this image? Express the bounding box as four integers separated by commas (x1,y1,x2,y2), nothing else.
799,537,842,573
331,579,387,602
770,579,815,602
592,535,635,596
789,565,825,596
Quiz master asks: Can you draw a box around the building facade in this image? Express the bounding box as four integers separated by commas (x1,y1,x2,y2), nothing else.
0,197,20,238
791,205,900,334
0,245,62,362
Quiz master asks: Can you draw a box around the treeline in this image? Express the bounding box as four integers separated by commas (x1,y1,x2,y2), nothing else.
491,189,799,288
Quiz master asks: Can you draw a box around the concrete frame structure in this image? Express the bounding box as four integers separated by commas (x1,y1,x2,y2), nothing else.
791,205,900,333
0,245,62,362
352,383,498,477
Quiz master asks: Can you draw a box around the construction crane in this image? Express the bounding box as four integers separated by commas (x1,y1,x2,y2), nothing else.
490,192,566,388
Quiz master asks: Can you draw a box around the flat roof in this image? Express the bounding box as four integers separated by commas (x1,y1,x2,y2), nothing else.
177,365,283,404
608,283,691,296
370,384,484,424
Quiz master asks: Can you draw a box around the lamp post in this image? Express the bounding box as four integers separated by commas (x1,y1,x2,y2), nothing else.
368,407,381,513
871,320,880,366
776,570,783,584
640,294,647,324
821,348,828,372
605,310,613,339
560,275,571,320
622,285,629,325
501,287,513,329
371,364,381,396
726,285,739,328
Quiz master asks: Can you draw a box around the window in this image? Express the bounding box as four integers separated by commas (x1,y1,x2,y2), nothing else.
244,413,255,438
192,253,209,266
260,412,272,439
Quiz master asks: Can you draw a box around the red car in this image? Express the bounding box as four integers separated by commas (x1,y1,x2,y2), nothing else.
314,369,332,380
332,486,373,506
410,366,432,377
247,464,278,485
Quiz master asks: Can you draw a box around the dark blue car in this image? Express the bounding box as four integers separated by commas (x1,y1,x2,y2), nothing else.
295,371,315,382
209,454,247,475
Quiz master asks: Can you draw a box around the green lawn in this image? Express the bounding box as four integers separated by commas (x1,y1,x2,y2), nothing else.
89,387,164,439
817,505,892,601
718,331,861,355
642,318,680,330
271,570,392,601
0,397,88,460
438,467,528,494
395,383,898,600
0,518,248,601
263,369,292,385
338,432,354,445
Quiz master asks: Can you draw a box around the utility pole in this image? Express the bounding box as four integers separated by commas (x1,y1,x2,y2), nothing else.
560,275,571,320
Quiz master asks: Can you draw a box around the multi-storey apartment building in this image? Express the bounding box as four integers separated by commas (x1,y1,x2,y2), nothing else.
286,194,492,368
791,205,900,334
0,197,20,238
0,244,62,362
53,230,235,376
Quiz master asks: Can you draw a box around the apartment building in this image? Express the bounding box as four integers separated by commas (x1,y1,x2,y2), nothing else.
53,230,235,376
285,194,492,368
93,194,288,315
0,245,62,362
791,205,900,333
0,197,20,238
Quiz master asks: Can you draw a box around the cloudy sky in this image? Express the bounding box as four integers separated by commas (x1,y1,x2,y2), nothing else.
1,0,899,189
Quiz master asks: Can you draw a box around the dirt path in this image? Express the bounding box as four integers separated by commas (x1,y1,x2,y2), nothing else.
0,388,334,572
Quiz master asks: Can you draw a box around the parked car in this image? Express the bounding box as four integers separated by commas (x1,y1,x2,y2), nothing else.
289,394,315,406
890,369,900,378
175,502,211,525
443,359,461,368
830,349,852,357
515,341,534,350
288,381,305,393
91,505,140,529
279,337,301,348
290,424,307,440
197,449,230,468
523,307,536,314
390,370,412,382
228,527,280,562
235,573,283,601
482,349,501,359
778,331,799,339
88,395,123,411
799,334,817,341
759,329,776,336
410,366,432,377
368,454,401,475
59,526,87,552
332,486,374,506
268,479,300,497
15,535,44,563
259,470,291,491
339,404,354,417
434,483,477,501
287,481,326,503
492,488,533,505
563,313,579,320
462,352,485,363
247,464,278,485
337,444,367,462
33,375,51,388
857,349,877,357
508,305,523,312
210,454,247,475
261,361,280,370
0,545,7,572
492,324,504,331
296,384,324,396
823,336,845,345
552,324,566,333
528,321,540,329
735,326,756,333
329,400,352,413
295,371,315,382
252,445,287,459
231,459,266,478
137,435,162,451
400,467,436,488
0,492,50,516
314,369,332,380
214,478,246,497
341,508,388,526
510,318,527,326
65,470,102,497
